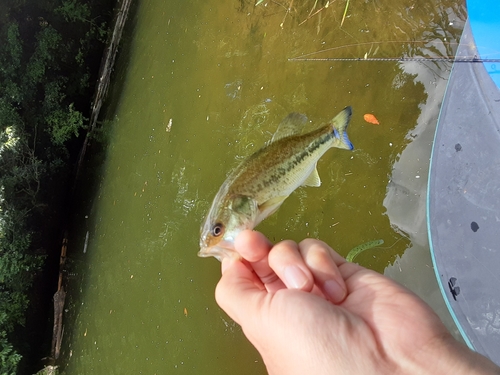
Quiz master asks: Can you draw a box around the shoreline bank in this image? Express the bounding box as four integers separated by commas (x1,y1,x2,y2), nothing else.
42,0,133,371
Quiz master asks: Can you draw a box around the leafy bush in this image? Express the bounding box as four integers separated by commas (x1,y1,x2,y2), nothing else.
0,0,114,372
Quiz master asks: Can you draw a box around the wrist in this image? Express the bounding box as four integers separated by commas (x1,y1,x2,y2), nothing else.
402,334,500,375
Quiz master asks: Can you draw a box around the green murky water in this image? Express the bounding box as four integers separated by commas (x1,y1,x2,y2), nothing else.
61,0,466,373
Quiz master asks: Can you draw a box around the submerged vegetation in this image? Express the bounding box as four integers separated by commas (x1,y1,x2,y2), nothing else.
346,239,384,263
255,0,350,28
0,0,114,372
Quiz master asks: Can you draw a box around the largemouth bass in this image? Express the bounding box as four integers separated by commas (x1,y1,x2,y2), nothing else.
199,106,354,261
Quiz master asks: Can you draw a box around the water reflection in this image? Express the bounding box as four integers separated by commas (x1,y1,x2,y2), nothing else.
382,3,466,339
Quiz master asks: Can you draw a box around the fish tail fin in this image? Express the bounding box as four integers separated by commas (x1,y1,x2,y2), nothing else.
331,106,354,150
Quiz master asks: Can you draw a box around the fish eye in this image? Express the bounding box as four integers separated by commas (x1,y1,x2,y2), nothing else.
211,223,224,237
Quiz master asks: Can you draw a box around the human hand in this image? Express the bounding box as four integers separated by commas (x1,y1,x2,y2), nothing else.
215,230,500,375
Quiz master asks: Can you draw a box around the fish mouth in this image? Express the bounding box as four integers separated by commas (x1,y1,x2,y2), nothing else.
198,243,239,262
197,247,216,258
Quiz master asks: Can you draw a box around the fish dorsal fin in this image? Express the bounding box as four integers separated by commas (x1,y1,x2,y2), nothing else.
270,113,308,143
301,166,321,187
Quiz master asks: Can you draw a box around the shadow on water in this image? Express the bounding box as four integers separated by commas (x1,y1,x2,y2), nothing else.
95,0,141,124
53,0,141,370
59,0,467,373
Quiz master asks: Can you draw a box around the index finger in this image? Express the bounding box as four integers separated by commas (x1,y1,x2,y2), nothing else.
234,230,286,292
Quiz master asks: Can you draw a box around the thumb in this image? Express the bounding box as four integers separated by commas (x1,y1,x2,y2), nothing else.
215,258,266,326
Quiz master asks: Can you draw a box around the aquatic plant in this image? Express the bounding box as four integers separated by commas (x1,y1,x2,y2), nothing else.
346,239,384,262
255,0,348,28
340,0,350,26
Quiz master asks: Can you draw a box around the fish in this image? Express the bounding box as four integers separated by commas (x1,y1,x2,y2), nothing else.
199,106,354,261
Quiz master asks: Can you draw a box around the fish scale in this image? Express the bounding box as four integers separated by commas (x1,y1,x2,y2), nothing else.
230,127,334,199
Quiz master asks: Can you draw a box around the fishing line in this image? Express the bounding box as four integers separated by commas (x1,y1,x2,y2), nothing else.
288,40,500,63
289,56,500,62
377,236,405,250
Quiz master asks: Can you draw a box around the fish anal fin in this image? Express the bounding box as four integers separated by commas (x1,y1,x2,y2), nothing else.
256,195,289,225
302,167,321,187
270,113,308,143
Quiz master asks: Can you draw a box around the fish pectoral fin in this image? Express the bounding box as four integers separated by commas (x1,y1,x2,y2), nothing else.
230,195,258,216
256,195,289,225
270,113,308,143
301,167,321,187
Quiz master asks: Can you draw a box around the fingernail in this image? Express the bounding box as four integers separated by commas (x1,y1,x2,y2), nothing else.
324,279,346,303
284,266,309,289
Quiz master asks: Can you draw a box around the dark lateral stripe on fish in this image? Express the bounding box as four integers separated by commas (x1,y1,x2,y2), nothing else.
259,131,333,184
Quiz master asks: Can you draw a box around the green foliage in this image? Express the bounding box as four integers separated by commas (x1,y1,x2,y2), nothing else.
47,103,86,145
55,0,90,23
42,80,87,145
0,0,115,371
0,125,43,208
0,220,40,294
0,330,22,375
0,289,29,332
0,23,23,103
24,26,63,91
0,100,23,132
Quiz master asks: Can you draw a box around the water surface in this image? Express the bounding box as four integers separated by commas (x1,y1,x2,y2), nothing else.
61,0,466,373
